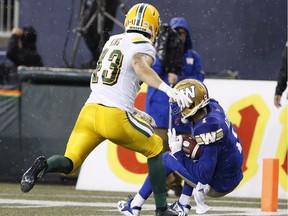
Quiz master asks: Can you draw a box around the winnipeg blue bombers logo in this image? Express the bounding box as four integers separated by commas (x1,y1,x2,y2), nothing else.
179,85,196,99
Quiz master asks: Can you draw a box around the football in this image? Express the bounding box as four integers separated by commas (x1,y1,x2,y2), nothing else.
182,136,201,160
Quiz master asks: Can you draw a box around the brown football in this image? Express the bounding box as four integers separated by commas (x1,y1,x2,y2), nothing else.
182,136,201,160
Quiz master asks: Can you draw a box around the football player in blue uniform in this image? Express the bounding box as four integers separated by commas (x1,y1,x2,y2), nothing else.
146,17,205,196
118,79,244,215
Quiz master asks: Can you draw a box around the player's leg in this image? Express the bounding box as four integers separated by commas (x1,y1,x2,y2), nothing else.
45,155,73,174
154,128,169,152
62,104,105,175
169,182,192,215
154,128,180,196
128,152,192,201
111,112,166,213
110,111,181,215
21,104,105,192
161,153,213,215
163,153,212,214
124,153,177,211
129,152,206,215
118,152,189,215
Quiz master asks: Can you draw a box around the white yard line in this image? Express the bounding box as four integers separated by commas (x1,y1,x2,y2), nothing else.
0,192,286,205
0,198,287,216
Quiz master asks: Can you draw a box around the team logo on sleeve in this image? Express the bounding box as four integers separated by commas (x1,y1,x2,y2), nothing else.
195,128,224,145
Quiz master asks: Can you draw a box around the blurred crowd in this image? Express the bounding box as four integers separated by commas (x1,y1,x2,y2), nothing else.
0,25,43,84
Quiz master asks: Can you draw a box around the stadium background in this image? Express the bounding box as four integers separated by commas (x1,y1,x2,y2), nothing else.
17,0,287,80
0,0,287,204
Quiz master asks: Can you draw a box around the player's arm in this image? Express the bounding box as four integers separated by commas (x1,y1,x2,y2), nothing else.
174,144,219,184
173,118,223,183
132,52,164,89
132,52,191,108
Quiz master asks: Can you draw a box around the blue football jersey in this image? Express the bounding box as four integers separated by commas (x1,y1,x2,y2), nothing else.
174,99,244,192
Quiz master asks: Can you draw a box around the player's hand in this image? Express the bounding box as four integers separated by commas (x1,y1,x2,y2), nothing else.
158,82,191,109
166,87,191,110
274,95,282,108
133,108,157,128
167,128,183,154
12,27,23,37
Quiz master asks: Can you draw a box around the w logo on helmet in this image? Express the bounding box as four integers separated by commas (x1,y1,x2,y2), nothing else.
179,85,196,100
174,79,210,119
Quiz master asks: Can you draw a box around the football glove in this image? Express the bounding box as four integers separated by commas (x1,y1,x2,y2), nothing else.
167,128,183,154
159,82,191,110
133,108,157,128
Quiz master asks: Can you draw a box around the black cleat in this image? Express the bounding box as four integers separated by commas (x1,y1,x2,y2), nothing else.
155,207,186,216
20,156,47,193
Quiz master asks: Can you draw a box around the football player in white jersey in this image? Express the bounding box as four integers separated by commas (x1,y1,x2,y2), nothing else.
20,3,190,216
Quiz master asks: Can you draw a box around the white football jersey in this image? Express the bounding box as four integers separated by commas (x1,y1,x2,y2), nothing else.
86,32,156,113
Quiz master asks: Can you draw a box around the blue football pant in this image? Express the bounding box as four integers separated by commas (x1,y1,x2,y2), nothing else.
139,152,233,199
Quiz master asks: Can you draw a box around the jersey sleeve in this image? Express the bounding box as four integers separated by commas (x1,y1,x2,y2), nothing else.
130,37,156,62
194,115,224,146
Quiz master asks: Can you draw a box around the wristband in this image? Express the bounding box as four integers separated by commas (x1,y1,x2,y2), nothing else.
158,82,171,93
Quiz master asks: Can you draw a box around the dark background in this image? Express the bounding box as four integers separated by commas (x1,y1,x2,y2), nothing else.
0,69,91,182
15,0,288,80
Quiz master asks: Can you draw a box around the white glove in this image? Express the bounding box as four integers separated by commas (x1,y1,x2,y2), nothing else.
133,108,157,128
167,128,183,154
159,83,191,110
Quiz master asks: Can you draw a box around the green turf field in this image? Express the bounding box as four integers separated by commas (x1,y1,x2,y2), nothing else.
0,183,287,216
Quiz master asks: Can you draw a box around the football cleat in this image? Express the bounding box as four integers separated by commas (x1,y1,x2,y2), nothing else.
193,182,212,214
169,200,191,215
155,207,186,216
20,156,47,193
117,195,141,216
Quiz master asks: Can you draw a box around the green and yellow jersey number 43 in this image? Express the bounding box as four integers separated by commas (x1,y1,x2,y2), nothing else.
92,48,123,86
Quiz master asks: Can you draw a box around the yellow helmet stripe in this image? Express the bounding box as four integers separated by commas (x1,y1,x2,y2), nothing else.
135,3,148,27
